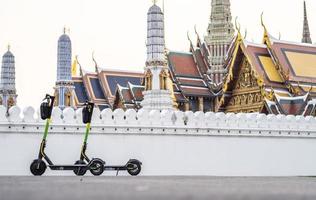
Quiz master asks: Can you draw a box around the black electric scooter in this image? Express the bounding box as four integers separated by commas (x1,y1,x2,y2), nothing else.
74,101,142,176
30,95,105,176
104,159,142,176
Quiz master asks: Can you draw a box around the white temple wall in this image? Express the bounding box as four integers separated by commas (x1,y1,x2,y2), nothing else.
1,106,316,176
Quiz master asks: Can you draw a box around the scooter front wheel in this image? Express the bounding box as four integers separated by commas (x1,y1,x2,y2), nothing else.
30,159,47,176
127,160,141,176
73,160,87,176
90,160,104,176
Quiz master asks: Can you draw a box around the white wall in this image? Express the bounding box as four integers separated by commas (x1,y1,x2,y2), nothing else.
1,105,316,176
2,133,316,176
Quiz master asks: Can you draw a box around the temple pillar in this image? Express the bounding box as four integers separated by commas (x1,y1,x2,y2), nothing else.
198,97,204,112
185,102,190,111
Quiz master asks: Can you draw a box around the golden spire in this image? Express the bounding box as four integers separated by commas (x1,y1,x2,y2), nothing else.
75,55,83,76
92,51,99,73
234,17,242,41
261,13,266,29
7,44,10,51
261,12,271,45
261,12,268,36
153,0,157,5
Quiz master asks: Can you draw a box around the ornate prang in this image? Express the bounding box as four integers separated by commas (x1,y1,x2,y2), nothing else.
141,2,175,111
205,0,235,85
54,30,75,109
0,47,17,109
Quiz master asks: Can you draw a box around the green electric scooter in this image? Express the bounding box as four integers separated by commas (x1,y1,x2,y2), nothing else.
30,94,105,176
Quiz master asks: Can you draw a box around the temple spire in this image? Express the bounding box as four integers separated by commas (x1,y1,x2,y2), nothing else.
0,46,17,109
141,2,175,111
302,1,312,44
54,29,75,109
205,0,234,85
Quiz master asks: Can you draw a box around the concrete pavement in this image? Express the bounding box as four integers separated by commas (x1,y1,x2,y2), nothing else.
1,176,316,200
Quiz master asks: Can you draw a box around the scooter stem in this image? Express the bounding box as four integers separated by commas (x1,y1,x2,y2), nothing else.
43,118,51,141
84,123,91,144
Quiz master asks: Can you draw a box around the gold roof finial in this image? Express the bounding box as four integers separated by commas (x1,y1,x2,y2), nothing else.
7,44,10,51
234,17,241,33
261,12,270,44
235,17,242,40
279,32,281,40
76,55,83,76
92,51,99,73
261,12,267,32
309,85,313,93
187,31,192,42
194,24,198,35
63,26,66,34
153,0,157,5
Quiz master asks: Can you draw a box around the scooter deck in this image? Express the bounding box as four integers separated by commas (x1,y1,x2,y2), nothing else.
49,164,87,171
104,166,127,171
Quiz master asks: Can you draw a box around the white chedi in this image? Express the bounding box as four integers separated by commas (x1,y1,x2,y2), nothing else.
141,3,174,111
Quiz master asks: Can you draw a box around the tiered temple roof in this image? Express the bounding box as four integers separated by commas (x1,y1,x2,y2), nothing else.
73,68,143,110
73,44,218,112
218,21,316,115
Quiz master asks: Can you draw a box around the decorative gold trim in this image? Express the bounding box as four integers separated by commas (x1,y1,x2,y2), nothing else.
145,70,153,91
260,14,298,96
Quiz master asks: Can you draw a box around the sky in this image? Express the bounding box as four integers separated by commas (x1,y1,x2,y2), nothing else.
0,0,314,109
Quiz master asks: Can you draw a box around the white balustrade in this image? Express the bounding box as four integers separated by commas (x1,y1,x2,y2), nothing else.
51,107,63,124
0,105,315,138
62,107,76,124
125,109,137,125
185,111,195,127
113,109,125,125
174,111,184,126
0,106,7,122
23,106,36,123
8,106,21,123
149,110,160,126
137,109,149,126
101,109,114,125
91,108,102,124
160,110,173,126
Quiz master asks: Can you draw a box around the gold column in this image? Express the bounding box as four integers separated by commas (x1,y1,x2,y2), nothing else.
160,72,165,90
65,92,71,107
198,97,204,112
149,76,152,90
185,102,190,111
7,97,15,108
145,71,152,91
146,77,149,90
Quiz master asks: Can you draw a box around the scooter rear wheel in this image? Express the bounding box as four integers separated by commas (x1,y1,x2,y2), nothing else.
30,159,47,176
73,160,87,176
127,160,141,176
90,160,104,176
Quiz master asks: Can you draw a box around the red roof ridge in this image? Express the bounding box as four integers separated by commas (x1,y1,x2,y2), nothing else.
99,67,144,74
270,37,316,48
243,40,267,48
